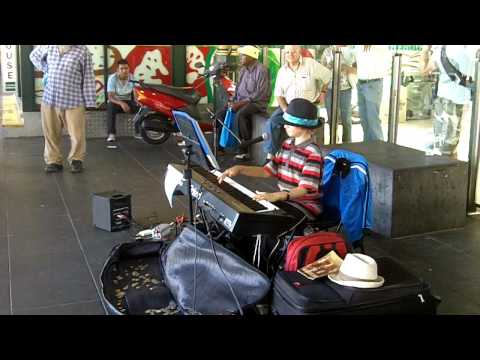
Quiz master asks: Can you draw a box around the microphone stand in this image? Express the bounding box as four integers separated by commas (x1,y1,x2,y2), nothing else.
184,145,195,225
177,134,201,225
206,107,242,158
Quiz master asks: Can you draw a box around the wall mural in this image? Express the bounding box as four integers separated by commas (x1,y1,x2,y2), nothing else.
266,48,281,107
33,45,172,108
32,45,313,108
33,45,107,107
185,45,217,104
183,46,315,108
87,45,107,108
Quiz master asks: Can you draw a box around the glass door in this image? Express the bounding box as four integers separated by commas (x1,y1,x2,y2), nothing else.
392,45,438,152
330,45,392,144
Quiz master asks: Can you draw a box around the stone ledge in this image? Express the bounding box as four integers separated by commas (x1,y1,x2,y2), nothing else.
4,104,216,139
3,111,135,139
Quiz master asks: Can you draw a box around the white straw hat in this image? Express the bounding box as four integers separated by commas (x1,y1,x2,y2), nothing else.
328,253,384,289
238,45,260,60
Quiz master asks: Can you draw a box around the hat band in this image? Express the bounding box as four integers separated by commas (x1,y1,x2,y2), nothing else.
339,271,381,283
283,112,318,127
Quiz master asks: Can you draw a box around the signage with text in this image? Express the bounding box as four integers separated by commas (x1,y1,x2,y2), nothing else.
1,45,17,93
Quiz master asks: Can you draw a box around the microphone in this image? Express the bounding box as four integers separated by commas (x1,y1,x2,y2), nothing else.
238,133,269,149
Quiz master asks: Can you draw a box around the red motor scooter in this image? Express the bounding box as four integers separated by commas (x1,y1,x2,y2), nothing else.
131,63,235,145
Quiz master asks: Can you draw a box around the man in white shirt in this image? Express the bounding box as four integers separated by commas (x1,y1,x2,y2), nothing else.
263,45,331,159
422,45,474,156
352,45,390,141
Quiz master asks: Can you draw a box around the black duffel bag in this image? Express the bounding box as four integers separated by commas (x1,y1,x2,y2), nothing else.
162,224,271,315
100,240,178,315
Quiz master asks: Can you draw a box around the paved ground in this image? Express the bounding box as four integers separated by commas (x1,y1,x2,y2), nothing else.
0,134,478,315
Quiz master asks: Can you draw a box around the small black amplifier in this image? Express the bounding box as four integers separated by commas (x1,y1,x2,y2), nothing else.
92,191,132,232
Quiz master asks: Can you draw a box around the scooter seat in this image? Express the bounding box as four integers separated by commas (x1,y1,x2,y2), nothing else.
143,83,201,104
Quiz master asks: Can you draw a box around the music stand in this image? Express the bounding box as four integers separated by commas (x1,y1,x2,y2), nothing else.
173,110,220,171
173,110,223,224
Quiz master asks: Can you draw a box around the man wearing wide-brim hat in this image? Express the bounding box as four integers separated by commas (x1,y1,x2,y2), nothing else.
216,45,271,161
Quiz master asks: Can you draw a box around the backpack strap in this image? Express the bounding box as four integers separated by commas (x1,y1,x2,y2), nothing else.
440,45,472,87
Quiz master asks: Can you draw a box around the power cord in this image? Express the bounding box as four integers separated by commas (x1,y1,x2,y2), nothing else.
129,210,182,242
253,235,262,269
191,181,208,314
266,215,307,276
128,217,147,240
127,210,163,240
192,196,199,314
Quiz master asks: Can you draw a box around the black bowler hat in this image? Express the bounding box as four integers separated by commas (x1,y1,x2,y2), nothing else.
282,98,321,129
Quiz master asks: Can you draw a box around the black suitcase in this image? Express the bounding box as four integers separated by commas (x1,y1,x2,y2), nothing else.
100,241,180,315
271,257,440,315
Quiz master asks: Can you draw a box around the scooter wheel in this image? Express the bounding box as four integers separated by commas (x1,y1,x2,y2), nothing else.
139,114,172,145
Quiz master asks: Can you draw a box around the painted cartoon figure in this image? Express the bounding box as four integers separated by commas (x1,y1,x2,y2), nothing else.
186,46,208,98
133,49,170,84
33,45,174,107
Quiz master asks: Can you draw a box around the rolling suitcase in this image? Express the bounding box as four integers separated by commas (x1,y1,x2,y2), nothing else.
271,257,440,315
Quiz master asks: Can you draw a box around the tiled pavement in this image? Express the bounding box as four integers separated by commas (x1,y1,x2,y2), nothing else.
0,135,479,315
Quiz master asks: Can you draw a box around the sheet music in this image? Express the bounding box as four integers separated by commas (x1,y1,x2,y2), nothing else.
206,154,220,171
164,164,184,208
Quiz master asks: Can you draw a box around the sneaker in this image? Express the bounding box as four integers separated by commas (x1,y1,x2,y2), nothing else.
106,134,116,142
44,163,63,173
70,160,83,173
133,132,143,140
234,152,250,161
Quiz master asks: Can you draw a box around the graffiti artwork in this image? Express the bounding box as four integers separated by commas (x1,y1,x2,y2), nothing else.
127,46,172,85
183,46,315,107
33,45,173,108
87,45,107,107
31,45,318,108
267,48,281,107
185,45,217,104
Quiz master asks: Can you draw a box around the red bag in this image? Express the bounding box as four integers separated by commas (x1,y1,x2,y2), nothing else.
284,232,347,272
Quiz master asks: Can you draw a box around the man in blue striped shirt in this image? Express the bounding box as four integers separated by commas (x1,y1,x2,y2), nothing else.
30,45,96,173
